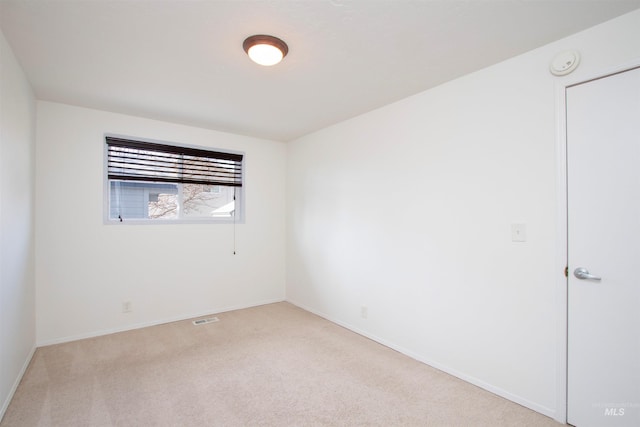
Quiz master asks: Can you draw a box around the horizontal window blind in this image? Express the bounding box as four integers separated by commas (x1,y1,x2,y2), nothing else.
107,137,243,187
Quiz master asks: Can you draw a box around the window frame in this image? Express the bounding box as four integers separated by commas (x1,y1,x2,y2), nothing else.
103,135,245,225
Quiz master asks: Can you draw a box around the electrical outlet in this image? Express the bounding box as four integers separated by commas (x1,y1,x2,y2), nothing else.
361,306,368,319
122,301,132,313
511,223,527,242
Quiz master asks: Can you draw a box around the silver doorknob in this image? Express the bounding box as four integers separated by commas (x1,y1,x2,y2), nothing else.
574,267,601,281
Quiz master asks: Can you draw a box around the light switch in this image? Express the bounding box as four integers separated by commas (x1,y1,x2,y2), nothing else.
511,223,527,242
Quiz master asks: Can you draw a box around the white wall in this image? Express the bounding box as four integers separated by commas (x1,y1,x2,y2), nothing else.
286,9,640,420
0,29,36,419
36,102,286,344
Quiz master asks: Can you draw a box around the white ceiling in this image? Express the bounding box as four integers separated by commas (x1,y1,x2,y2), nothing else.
2,0,639,142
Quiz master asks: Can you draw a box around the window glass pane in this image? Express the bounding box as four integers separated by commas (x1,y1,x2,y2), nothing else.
110,181,178,220
183,184,235,218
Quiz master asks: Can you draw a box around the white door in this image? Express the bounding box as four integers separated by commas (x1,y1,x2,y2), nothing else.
566,66,640,427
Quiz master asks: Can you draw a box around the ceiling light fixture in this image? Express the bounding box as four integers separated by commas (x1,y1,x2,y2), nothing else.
243,35,288,66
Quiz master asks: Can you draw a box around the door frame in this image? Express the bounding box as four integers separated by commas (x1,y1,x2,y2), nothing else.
554,58,640,424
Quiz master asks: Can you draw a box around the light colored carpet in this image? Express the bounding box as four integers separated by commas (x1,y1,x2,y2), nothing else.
1,302,560,426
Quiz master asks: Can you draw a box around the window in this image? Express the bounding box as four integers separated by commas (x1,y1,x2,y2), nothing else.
105,136,243,223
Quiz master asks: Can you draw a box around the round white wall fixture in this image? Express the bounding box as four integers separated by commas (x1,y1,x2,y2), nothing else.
550,50,580,76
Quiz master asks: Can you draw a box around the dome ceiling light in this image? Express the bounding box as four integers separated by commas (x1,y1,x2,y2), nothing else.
243,35,289,66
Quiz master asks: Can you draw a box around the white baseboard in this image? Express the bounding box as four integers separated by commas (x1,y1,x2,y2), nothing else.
286,298,557,420
0,345,36,423
37,298,285,347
